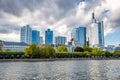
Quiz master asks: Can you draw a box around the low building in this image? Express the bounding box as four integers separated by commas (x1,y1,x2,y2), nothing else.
106,45,115,53
1,41,28,52
115,47,120,52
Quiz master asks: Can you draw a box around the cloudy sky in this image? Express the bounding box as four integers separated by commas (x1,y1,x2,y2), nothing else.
0,0,120,46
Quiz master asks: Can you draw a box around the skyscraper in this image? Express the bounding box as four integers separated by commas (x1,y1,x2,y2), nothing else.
45,29,53,45
89,12,104,48
71,26,86,47
20,25,32,44
98,21,104,47
55,36,67,45
32,30,40,45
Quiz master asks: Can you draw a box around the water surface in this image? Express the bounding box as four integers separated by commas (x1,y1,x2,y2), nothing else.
0,60,120,80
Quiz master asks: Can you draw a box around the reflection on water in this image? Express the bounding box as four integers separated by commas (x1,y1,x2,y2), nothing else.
0,60,120,80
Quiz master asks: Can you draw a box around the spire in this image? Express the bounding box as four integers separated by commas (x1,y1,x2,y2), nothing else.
92,12,95,19
92,12,96,23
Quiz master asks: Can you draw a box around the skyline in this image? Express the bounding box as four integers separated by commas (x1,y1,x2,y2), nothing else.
0,0,120,46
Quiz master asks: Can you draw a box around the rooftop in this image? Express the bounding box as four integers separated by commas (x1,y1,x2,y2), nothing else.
3,41,28,46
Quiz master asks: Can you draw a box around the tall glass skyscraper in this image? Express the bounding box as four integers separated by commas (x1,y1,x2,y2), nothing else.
20,25,32,44
71,27,86,47
98,21,104,47
32,30,40,45
45,29,53,45
55,36,67,45
89,12,104,48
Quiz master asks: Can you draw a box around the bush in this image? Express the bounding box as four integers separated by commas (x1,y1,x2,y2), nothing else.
92,48,102,56
104,51,112,57
55,52,87,58
57,46,68,52
83,45,92,52
113,51,120,57
74,47,84,52
0,52,24,59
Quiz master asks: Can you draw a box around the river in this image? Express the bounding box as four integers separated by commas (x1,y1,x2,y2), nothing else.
0,60,120,80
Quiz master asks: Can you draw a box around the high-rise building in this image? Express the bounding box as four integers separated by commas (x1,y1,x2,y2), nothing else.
71,27,86,47
98,21,104,47
32,30,40,45
20,25,32,44
45,29,53,45
89,12,104,48
55,36,67,45
39,36,43,45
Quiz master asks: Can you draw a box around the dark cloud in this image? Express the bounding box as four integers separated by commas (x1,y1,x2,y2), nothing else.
0,24,20,34
0,0,44,16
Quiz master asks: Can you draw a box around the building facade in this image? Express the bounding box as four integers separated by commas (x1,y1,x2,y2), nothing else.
71,27,86,47
98,21,104,47
45,29,53,45
55,36,67,45
20,25,32,44
89,12,104,48
39,36,43,45
1,41,28,52
32,30,40,45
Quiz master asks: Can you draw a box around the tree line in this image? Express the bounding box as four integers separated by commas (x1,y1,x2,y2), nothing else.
0,44,120,59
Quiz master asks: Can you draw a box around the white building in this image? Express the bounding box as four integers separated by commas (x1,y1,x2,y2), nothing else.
89,12,104,48
1,41,28,52
20,25,32,44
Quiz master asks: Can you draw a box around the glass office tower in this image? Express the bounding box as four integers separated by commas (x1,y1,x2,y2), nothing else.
45,29,53,45
32,30,40,45
20,25,32,44
98,21,104,47
71,27,86,47
55,36,67,45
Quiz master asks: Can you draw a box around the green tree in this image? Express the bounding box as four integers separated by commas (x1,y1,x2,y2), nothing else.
57,46,68,52
74,46,84,52
83,45,92,52
92,48,102,56
113,51,120,57
104,51,112,57
39,46,56,58
24,44,39,58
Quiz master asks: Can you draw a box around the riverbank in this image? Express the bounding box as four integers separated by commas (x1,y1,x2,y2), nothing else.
0,58,120,62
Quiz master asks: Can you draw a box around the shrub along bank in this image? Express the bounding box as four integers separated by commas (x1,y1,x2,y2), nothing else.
0,45,120,59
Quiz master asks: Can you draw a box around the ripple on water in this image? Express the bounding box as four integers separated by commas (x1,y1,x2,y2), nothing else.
0,60,120,80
